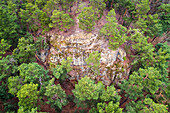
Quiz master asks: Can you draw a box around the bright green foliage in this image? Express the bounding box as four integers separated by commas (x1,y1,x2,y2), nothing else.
73,76,121,109
13,37,36,64
100,9,127,50
17,83,39,111
89,0,106,19
8,76,24,96
43,0,59,16
97,101,122,113
18,106,38,113
135,0,150,18
49,10,74,31
0,39,11,59
73,76,99,101
52,65,67,80
120,67,162,100
141,98,168,113
128,29,155,68
61,57,73,72
85,51,101,75
44,78,68,111
18,63,49,83
78,6,97,31
100,85,120,102
0,55,18,80
134,14,162,38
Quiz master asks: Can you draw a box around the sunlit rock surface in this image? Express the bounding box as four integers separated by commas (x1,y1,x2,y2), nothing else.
49,32,127,85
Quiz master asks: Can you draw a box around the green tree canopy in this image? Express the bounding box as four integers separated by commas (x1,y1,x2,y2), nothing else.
100,8,128,50
78,6,97,31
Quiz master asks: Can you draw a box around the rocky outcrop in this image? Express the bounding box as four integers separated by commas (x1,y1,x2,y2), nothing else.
49,32,127,85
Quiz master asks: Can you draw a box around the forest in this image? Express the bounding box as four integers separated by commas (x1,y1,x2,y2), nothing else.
0,0,169,113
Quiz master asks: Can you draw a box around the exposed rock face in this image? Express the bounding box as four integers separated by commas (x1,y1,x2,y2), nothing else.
49,32,127,85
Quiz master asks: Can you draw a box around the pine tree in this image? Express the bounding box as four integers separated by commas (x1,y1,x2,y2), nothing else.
13,37,36,64
49,10,74,31
78,6,97,31
100,9,127,50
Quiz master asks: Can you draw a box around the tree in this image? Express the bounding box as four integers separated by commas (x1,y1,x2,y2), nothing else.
19,3,40,32
85,51,101,75
49,10,74,31
133,14,162,38
135,0,150,18
95,101,122,113
44,78,68,112
43,0,58,16
17,83,39,111
141,98,168,113
73,76,99,102
13,37,36,64
0,39,11,59
128,29,155,69
38,11,51,33
155,42,170,84
89,0,106,19
18,63,49,84
125,98,168,113
8,76,24,96
158,4,170,35
0,55,18,81
120,67,162,100
100,8,127,50
78,6,97,31
73,76,121,109
35,0,47,9
52,65,67,80
61,57,73,73
0,3,22,46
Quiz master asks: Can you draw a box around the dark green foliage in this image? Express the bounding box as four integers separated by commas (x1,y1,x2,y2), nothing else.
0,82,14,102
38,11,51,33
155,42,170,84
89,0,106,19
125,98,168,113
18,62,49,84
120,67,162,100
0,3,23,46
13,37,36,64
49,10,74,31
128,29,155,69
158,4,170,34
0,39,11,59
44,78,68,112
0,55,18,81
